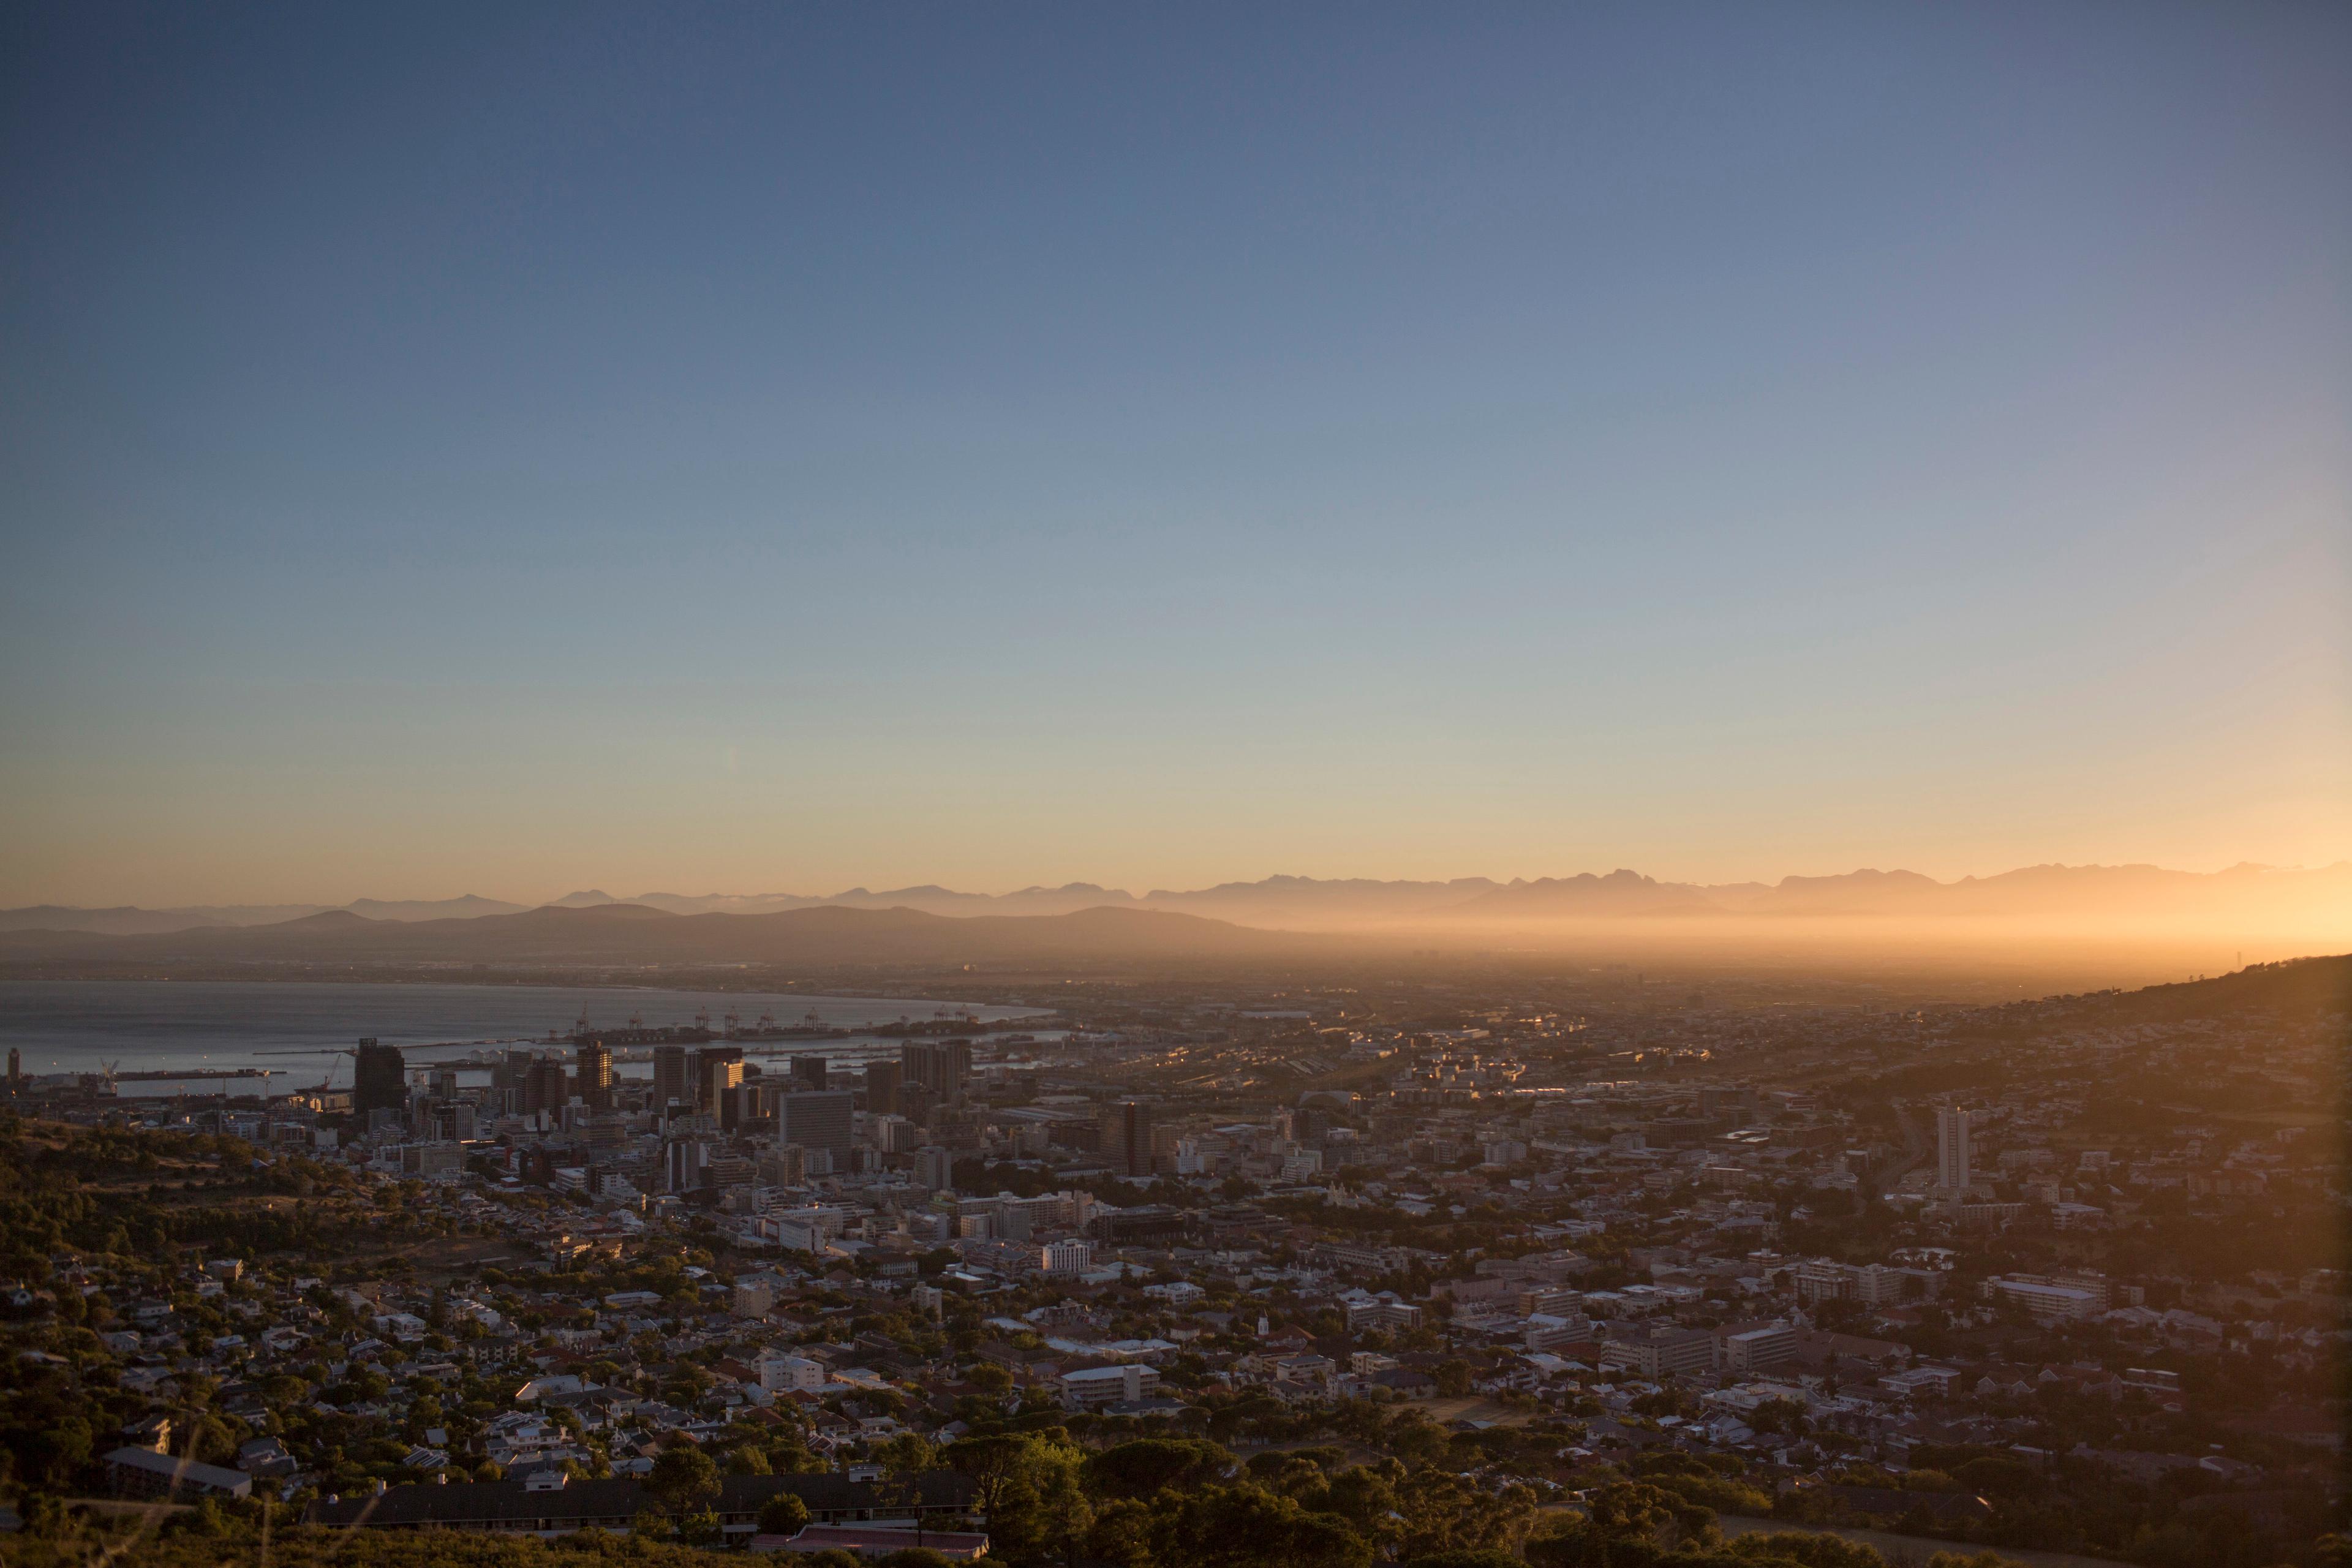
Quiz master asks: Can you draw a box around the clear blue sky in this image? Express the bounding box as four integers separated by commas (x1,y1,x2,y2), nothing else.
3,2,2347,905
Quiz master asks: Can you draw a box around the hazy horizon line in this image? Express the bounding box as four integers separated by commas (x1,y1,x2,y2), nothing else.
15,854,2352,914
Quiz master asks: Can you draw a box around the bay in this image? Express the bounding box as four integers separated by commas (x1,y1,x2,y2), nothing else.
0,980,1047,1093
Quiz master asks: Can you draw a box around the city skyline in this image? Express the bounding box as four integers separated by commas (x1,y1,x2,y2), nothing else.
0,7,2340,1561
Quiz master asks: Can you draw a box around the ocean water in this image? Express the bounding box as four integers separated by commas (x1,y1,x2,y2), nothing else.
0,980,1045,1091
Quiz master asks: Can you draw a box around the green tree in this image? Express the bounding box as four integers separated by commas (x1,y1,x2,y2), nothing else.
1586,1482,1680,1539
1393,1469,1536,1560
1151,1483,1372,1568
1086,1496,1162,1567
1086,1438,1236,1498
645,1443,721,1515
874,1430,941,1476
760,1492,813,1536
1951,1455,2040,1499
944,1431,1093,1566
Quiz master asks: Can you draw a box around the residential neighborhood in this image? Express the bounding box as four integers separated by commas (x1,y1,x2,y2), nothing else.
1,957,2343,1568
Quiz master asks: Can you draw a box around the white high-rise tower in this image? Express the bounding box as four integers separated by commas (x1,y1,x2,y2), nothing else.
1936,1106,1972,1193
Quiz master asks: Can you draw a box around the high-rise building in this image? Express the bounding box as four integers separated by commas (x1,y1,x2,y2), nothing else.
575,1041,614,1110
1937,1106,1972,1193
652,1046,693,1112
757,1144,808,1186
914,1145,955,1193
790,1055,829,1091
778,1090,855,1157
664,1138,706,1194
862,1059,900,1117
353,1039,407,1118
696,1047,745,1112
1104,1100,1154,1178
522,1057,569,1117
901,1039,972,1099
723,1081,766,1134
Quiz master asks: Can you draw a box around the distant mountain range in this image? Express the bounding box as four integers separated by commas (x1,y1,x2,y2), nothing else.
6,861,2346,938
0,903,1319,968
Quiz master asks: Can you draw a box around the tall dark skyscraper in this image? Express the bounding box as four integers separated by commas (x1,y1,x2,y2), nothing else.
522,1057,569,1116
575,1041,614,1109
353,1039,407,1117
697,1046,744,1112
723,1080,766,1134
1104,1099,1153,1178
777,1090,854,1158
790,1054,828,1091
862,1059,900,1117
901,1039,971,1099
652,1045,692,1112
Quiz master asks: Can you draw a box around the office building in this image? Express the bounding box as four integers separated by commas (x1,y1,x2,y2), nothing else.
664,1139,706,1194
914,1145,955,1193
1599,1327,1718,1381
1104,1100,1154,1178
1937,1106,1972,1193
1042,1239,1093,1276
756,1144,808,1186
518,1057,567,1117
723,1080,766,1134
777,1090,854,1158
1060,1364,1159,1409
870,1113,920,1153
1717,1323,1798,1374
353,1039,407,1118
697,1047,745,1112
901,1039,972,1099
652,1046,693,1113
862,1059,900,1117
790,1055,829,1091
574,1041,614,1109
1982,1274,2101,1324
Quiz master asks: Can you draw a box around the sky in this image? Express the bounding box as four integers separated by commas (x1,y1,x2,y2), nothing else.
2,2,2348,907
